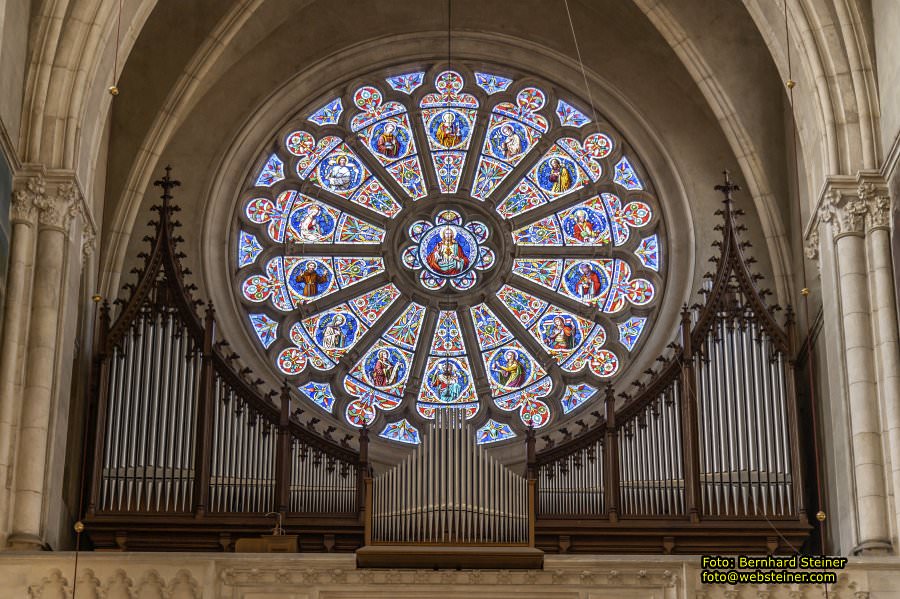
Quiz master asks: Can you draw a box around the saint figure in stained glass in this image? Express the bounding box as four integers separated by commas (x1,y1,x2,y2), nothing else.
494,350,526,388
575,263,604,300
294,261,329,297
547,158,572,192
542,315,576,350
435,112,463,148
424,226,471,275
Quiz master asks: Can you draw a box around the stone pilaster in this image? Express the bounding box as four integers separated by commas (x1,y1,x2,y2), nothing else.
816,172,897,554
7,171,82,550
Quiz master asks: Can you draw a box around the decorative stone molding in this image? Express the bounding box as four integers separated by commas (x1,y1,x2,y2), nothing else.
3,554,895,599
27,569,69,599
74,568,101,599
804,226,819,261
81,229,96,263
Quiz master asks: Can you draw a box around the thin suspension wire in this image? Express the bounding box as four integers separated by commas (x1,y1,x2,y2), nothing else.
562,0,614,288
782,0,827,561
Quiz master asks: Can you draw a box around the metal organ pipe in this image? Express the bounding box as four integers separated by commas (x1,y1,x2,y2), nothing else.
370,408,528,544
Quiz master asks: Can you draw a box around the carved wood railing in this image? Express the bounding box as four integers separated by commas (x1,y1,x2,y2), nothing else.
530,173,810,554
83,169,366,551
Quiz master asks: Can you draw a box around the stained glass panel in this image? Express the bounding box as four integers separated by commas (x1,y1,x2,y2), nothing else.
476,419,516,444
561,383,598,414
555,99,591,128
298,381,336,413
474,72,513,94
380,419,421,444
420,71,479,193
308,98,343,125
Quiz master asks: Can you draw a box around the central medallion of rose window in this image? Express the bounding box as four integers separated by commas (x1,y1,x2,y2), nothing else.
402,209,495,291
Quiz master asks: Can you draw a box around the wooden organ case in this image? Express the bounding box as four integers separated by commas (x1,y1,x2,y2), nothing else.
80,170,811,556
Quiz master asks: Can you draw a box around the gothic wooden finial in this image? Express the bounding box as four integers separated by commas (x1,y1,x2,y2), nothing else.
153,165,181,202
713,169,741,203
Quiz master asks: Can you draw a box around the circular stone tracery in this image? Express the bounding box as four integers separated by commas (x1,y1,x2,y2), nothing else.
233,64,665,447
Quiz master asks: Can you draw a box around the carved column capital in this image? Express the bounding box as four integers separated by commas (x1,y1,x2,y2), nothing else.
820,189,868,237
817,172,891,240
867,194,891,230
10,174,45,223
34,181,82,233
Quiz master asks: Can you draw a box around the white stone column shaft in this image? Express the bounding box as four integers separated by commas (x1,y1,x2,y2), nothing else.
7,186,74,550
0,176,42,548
833,231,891,552
866,219,900,551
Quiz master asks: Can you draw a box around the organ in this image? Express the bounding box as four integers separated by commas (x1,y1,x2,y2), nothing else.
80,169,811,555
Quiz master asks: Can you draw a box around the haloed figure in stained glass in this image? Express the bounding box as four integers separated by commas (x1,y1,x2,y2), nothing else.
295,261,329,297
576,263,603,301
426,227,470,275
548,158,571,193
572,209,598,243
495,350,526,388
543,316,575,350
298,204,326,241
376,122,400,158
435,112,462,148
328,155,354,190
321,314,347,349
371,349,400,388
499,124,523,159
433,361,462,402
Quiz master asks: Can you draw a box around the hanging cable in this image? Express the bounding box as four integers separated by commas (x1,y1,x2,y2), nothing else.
782,0,828,565
109,0,123,96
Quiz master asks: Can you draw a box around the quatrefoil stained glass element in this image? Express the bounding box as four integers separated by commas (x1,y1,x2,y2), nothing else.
235,65,664,445
402,210,495,291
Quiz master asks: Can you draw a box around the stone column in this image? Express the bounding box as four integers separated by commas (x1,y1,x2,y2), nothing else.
0,174,42,547
6,180,78,550
819,175,894,554
861,185,900,553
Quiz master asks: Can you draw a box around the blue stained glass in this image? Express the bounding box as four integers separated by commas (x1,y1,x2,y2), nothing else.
561,383,598,414
298,381,336,413
239,230,263,266
635,234,660,271
308,98,343,125
386,72,425,94
475,72,513,95
248,313,278,348
380,419,421,444
618,316,648,351
614,156,643,190
255,154,284,187
476,419,516,444
555,99,591,128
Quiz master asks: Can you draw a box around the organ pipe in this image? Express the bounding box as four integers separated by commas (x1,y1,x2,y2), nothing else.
370,408,529,544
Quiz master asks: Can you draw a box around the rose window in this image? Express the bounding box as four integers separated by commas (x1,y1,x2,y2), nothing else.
235,65,664,446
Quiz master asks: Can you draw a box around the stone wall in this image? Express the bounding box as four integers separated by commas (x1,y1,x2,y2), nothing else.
1,553,898,598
